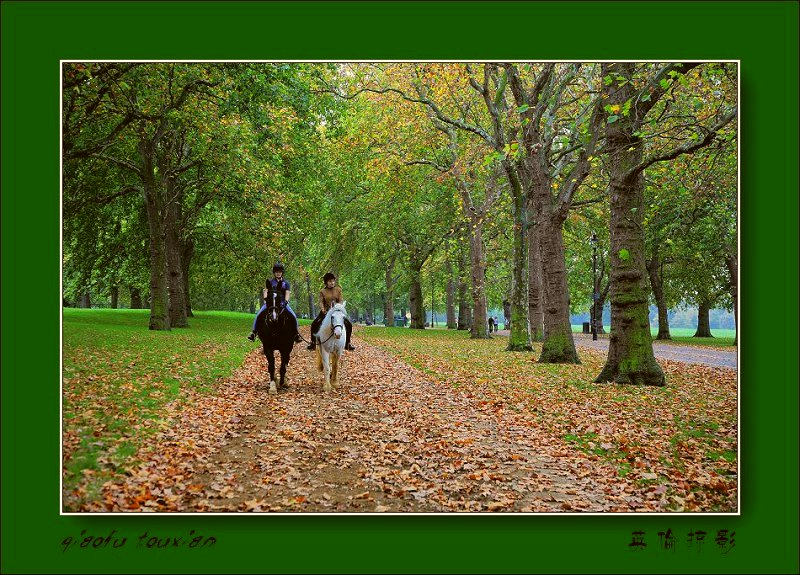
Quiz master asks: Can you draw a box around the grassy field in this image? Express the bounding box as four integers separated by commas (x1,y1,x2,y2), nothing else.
61,308,310,507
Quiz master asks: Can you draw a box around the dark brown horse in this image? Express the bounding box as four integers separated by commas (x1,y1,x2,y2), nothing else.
255,290,298,394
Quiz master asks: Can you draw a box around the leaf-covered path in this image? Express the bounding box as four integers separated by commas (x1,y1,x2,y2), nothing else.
94,327,644,512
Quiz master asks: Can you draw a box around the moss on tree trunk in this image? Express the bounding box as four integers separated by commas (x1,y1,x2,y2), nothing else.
595,63,664,386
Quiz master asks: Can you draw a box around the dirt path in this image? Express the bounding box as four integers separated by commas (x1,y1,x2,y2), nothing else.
100,326,635,512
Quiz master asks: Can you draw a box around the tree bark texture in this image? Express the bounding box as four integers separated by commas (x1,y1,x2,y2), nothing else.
130,286,143,309
504,163,532,351
694,299,713,337
468,221,489,339
527,219,544,342
409,263,425,329
384,257,395,327
646,251,671,340
181,239,194,317
140,136,170,331
529,165,578,362
446,256,457,329
725,251,738,344
595,63,664,386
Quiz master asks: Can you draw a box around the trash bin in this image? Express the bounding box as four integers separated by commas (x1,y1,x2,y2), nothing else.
582,322,591,334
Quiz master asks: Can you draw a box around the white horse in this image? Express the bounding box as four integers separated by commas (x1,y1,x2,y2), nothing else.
314,302,348,392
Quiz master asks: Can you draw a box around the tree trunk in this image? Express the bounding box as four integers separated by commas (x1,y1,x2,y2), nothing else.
647,250,671,340
130,287,143,309
166,197,188,328
468,219,489,339
181,239,194,317
504,163,532,351
527,218,544,342
446,256,457,329
457,240,471,330
536,211,579,363
595,63,664,386
144,196,170,330
384,257,395,327
409,265,425,329
81,292,91,308
306,273,315,318
110,285,118,309
694,300,713,337
141,138,170,331
725,251,738,344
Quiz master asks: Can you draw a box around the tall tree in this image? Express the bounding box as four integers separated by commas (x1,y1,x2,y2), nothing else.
595,62,736,385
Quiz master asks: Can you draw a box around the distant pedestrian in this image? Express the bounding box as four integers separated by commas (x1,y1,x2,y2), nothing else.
488,316,495,333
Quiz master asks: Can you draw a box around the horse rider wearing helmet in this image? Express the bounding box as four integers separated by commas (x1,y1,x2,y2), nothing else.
248,261,303,343
307,271,355,351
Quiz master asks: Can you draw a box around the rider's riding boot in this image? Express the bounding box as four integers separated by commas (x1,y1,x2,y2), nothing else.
247,331,256,341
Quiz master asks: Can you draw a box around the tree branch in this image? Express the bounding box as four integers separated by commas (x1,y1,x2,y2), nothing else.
629,107,736,177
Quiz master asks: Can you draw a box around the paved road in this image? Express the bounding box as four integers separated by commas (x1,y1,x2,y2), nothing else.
492,330,737,369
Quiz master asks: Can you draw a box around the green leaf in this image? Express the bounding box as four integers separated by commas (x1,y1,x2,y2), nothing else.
607,115,619,124
641,92,651,102
516,104,529,114
659,78,671,90
618,249,630,261
622,99,632,117
603,75,613,86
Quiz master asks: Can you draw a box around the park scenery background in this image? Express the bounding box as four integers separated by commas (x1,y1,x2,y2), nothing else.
62,62,738,513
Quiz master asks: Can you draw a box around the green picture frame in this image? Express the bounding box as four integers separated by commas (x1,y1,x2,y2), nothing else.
2,1,797,573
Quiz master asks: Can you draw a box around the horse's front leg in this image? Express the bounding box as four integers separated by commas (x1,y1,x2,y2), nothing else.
279,348,290,389
265,347,277,395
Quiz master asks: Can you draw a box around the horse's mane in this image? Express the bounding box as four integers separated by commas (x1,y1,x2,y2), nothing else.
322,301,347,321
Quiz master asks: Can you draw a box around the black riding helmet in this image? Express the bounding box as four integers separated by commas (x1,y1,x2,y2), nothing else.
323,272,336,283
273,261,285,273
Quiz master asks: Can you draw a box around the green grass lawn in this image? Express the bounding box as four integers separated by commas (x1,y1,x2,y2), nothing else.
61,308,311,507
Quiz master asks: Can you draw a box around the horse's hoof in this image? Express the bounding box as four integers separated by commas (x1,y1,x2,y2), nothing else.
268,381,277,395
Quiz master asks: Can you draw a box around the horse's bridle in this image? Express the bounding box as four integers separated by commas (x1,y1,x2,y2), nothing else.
318,311,345,345
264,291,286,326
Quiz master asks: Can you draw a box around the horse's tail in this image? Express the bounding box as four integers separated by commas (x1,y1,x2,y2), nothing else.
315,346,323,372
330,353,338,382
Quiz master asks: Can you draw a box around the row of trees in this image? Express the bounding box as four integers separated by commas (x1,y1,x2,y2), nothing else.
62,62,737,386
